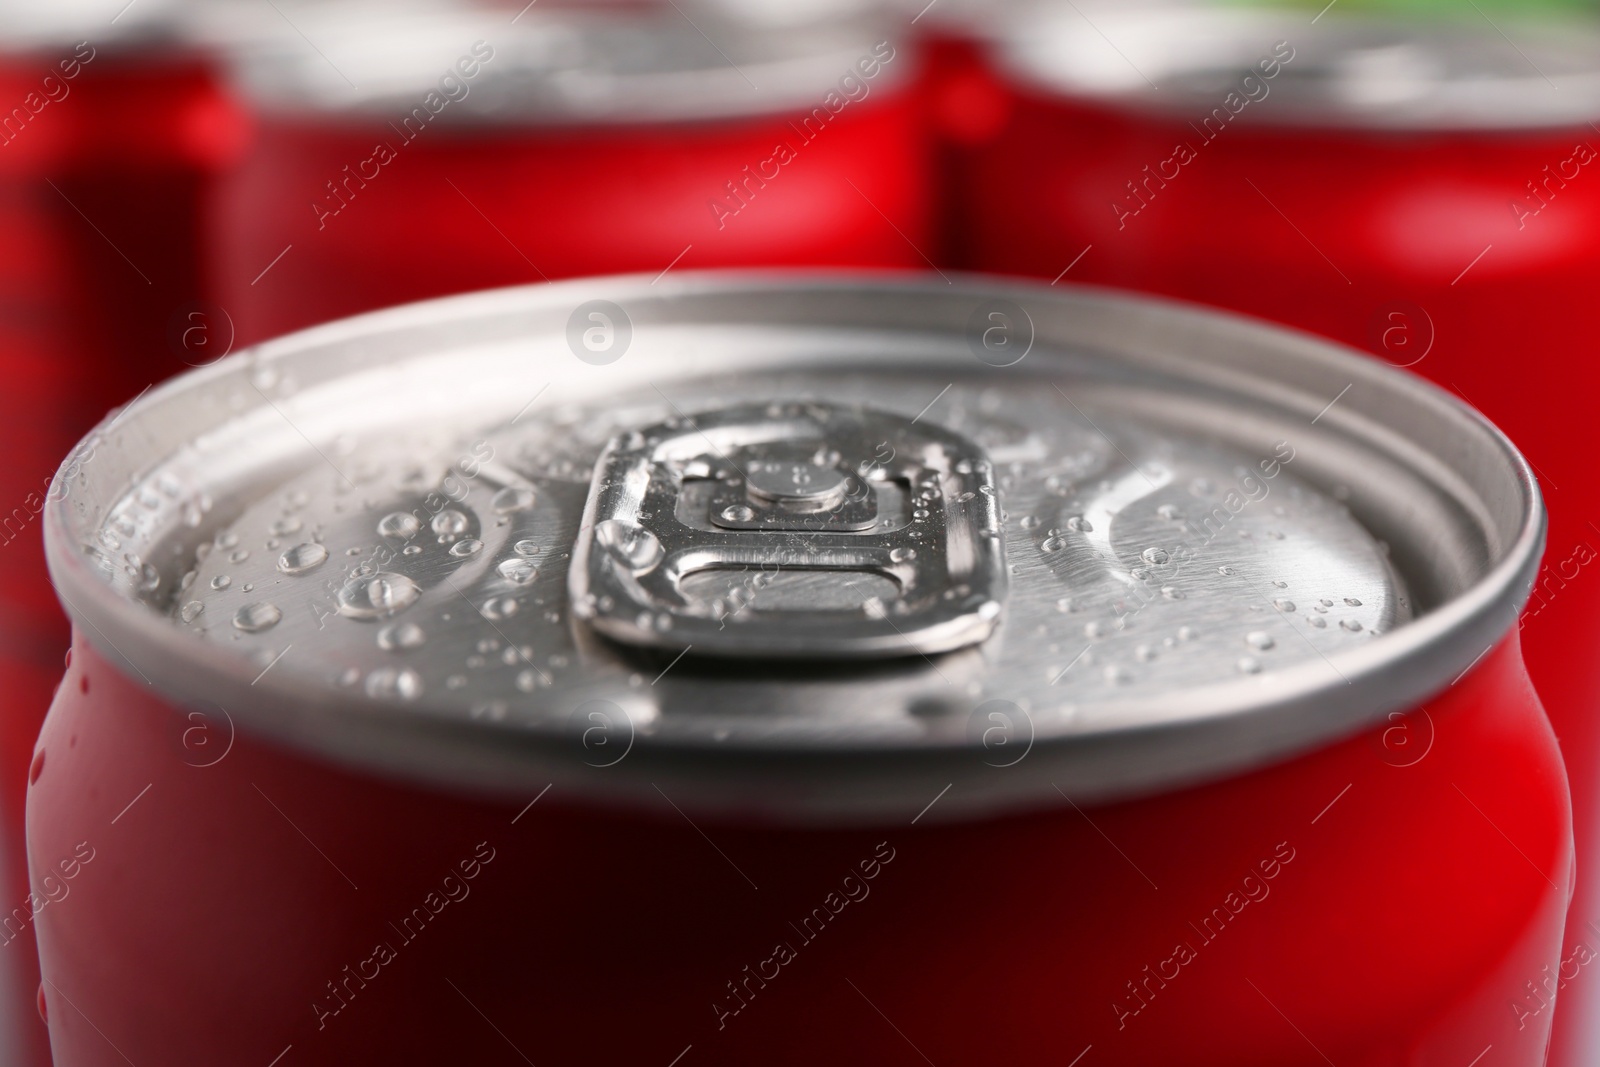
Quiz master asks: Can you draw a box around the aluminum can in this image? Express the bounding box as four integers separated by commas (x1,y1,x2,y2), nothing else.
206,2,929,345
963,11,1600,1060
33,273,1559,1065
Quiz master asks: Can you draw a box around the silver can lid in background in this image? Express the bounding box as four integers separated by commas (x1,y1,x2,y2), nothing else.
0,0,188,55
998,3,1600,131
200,0,912,125
46,274,1542,822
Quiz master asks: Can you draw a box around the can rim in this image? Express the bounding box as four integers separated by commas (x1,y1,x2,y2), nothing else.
204,5,916,127
44,272,1545,823
996,6,1600,132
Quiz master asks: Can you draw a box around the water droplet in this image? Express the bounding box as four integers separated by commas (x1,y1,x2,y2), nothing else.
481,596,519,621
1064,515,1092,532
1104,665,1131,684
721,504,755,523
516,669,541,692
228,549,249,563
210,575,232,590
232,603,282,633
364,667,421,701
336,573,422,620
1019,515,1041,530
1273,599,1296,613
1177,626,1197,642
1135,644,1157,662
862,598,887,619
513,539,540,556
278,542,329,575
1056,597,1076,613
431,509,469,540
180,601,203,622
1307,615,1327,628
1160,586,1184,600
1245,631,1275,651
889,547,917,563
1340,618,1364,632
270,517,303,536
491,486,536,514
1141,547,1169,567
595,519,664,573
1040,536,1066,553
1344,597,1362,607
497,558,539,584
449,539,483,559
1084,621,1105,639
1236,656,1262,675
1156,504,1182,521
378,512,420,539
377,622,426,651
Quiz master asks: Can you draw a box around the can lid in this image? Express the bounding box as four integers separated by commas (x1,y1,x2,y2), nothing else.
0,0,186,52
203,0,910,125
46,274,1543,823
998,5,1600,130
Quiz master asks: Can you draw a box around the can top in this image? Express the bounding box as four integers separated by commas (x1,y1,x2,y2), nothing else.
46,274,1542,823
204,0,910,125
0,0,185,53
998,4,1600,131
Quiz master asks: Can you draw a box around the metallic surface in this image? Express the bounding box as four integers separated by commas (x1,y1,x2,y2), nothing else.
1001,7,1600,130
214,0,910,124
44,273,1542,820
569,402,1007,658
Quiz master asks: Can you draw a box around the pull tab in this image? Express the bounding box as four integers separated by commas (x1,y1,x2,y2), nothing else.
568,402,1007,659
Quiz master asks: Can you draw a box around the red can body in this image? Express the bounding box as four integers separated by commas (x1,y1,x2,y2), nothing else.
27,631,1569,1066
212,85,929,345
963,44,1600,1066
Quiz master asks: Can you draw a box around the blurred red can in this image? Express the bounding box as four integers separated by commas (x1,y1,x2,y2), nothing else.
963,10,1600,1060
31,274,1562,1065
206,2,929,345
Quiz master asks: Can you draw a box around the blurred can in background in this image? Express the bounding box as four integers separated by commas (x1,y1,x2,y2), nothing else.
31,273,1563,1065
962,10,1600,1059
205,1,929,345
904,0,1017,268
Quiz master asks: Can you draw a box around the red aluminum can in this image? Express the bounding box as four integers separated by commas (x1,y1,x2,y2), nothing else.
30,273,1562,1065
962,11,1600,1060
206,2,929,345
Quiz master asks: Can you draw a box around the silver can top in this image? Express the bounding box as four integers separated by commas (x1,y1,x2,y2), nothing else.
997,4,1600,131
46,274,1542,822
202,0,912,125
0,0,187,53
